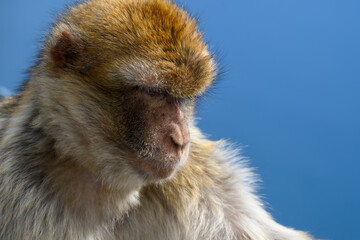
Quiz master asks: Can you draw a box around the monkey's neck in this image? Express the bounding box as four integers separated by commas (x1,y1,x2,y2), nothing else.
3,92,139,234
47,158,138,223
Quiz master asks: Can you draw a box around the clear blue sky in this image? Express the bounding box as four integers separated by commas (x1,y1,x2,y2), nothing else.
1,1,359,239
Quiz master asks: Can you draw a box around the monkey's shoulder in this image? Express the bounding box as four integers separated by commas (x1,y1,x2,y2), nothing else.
0,95,21,116
0,95,22,138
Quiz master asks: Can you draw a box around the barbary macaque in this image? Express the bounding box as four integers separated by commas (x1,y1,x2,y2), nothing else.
0,0,314,239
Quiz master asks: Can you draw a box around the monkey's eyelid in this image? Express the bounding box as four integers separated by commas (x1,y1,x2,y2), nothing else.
139,87,168,98
137,86,194,104
146,88,166,96
169,97,193,105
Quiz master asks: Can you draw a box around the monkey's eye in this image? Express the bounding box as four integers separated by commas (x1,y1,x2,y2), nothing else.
142,87,168,98
139,87,191,105
146,88,161,97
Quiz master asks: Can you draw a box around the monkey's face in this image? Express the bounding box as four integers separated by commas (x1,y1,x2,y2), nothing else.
112,87,191,180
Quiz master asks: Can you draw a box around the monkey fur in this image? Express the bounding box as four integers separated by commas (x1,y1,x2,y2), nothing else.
0,0,314,239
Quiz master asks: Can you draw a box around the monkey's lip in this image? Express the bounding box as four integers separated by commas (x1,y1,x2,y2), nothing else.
127,151,187,180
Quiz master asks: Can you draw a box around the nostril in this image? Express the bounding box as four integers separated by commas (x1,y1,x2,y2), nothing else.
168,123,190,152
170,135,183,150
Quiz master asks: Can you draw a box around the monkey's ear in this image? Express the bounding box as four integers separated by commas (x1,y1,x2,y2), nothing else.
50,31,84,68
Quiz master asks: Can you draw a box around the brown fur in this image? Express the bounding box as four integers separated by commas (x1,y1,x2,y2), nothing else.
46,0,216,98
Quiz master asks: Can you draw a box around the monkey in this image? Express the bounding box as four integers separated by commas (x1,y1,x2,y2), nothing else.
0,0,315,239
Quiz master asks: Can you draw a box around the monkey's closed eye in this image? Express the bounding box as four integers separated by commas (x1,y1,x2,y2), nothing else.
146,88,162,97
139,87,168,98
134,86,192,105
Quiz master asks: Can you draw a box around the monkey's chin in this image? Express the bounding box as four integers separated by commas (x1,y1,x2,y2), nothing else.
132,154,188,180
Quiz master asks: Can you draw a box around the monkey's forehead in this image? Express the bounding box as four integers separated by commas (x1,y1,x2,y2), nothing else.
55,0,217,98
109,56,216,98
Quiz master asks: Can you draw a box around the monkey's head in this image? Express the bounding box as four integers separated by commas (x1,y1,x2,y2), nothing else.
38,0,216,183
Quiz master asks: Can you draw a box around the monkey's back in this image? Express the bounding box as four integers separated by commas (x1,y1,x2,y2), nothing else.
0,96,21,141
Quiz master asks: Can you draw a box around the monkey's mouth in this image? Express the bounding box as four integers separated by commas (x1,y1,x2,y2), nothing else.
126,148,189,180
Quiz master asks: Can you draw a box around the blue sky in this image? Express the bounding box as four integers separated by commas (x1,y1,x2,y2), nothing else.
1,1,359,239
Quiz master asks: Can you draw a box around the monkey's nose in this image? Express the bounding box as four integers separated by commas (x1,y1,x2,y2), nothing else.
169,123,190,152
170,135,186,150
